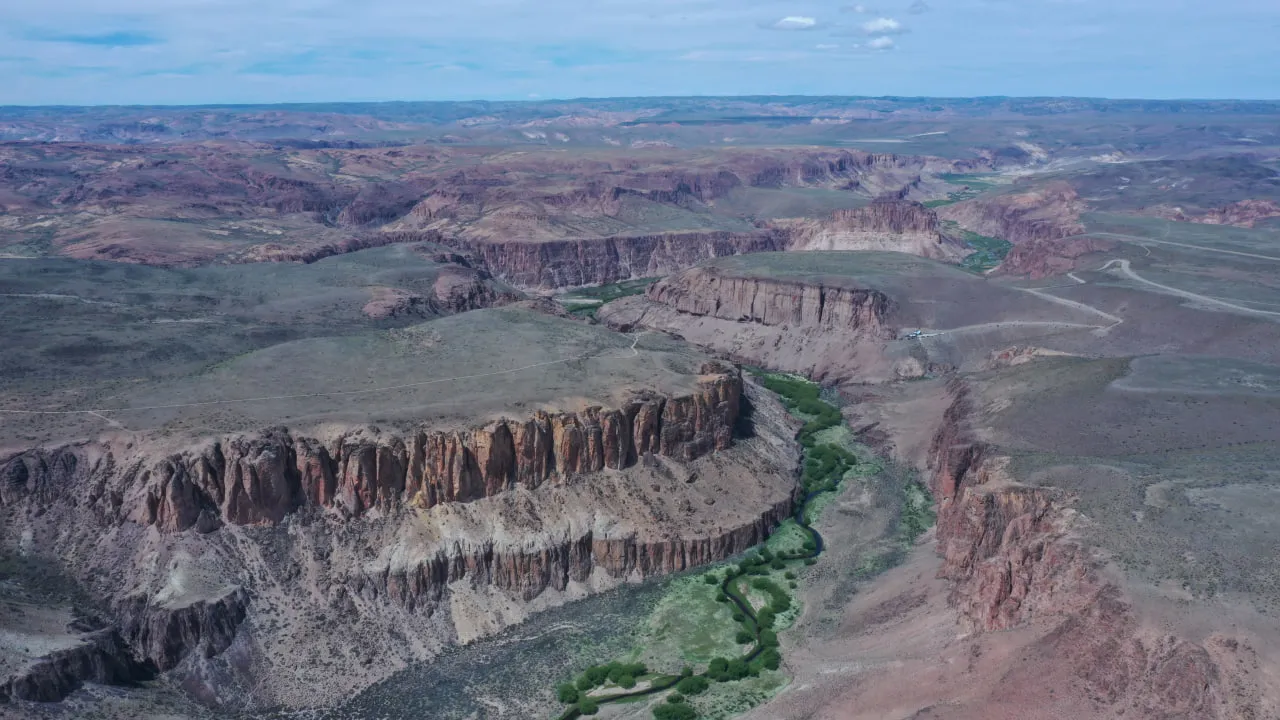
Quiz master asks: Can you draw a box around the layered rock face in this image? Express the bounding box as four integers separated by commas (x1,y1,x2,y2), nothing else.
645,267,891,333
923,379,1244,717
2,365,741,533
777,200,962,261
995,235,1117,279
0,365,792,709
0,629,155,703
939,181,1086,244
598,265,911,383
457,230,783,289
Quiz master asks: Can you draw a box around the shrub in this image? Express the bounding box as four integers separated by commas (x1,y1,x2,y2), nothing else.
576,675,595,691
735,630,753,644
761,648,782,671
759,629,778,648
668,693,685,704
653,703,697,720
680,666,693,678
789,581,797,589
770,558,786,570
804,558,817,566
617,674,636,689
676,675,709,695
557,683,579,704
757,608,775,629
727,659,750,680
578,696,600,715
784,571,796,580
704,574,718,585
732,611,744,622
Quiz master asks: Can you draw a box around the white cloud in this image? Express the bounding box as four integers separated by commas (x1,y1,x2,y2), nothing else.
868,36,895,49
770,16,819,30
862,17,905,34
849,4,872,12
815,43,839,49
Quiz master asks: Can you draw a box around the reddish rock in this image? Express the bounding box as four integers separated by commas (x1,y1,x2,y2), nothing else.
939,181,1086,244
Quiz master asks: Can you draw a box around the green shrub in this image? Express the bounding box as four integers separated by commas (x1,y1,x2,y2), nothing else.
759,629,778,647
578,696,600,715
770,558,786,570
784,571,796,580
761,648,782,671
617,674,636,689
653,702,698,720
732,611,745,622
668,693,685,704
757,608,775,629
735,630,753,644
680,666,693,678
789,581,797,589
726,659,750,680
804,558,817,566
703,574,718,585
675,675,709,695
715,593,728,603
557,683,579,704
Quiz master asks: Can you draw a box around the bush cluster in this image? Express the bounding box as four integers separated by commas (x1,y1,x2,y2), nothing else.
574,661,648,691
653,702,698,720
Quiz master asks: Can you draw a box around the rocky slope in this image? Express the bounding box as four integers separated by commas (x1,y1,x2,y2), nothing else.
1146,199,1280,228
774,200,964,261
994,235,1117,279
939,181,1086,243
922,378,1261,717
0,369,800,709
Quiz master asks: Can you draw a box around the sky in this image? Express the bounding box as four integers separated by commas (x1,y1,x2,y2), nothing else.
1,0,1278,105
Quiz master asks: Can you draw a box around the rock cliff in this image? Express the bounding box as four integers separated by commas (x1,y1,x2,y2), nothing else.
455,231,783,289
0,368,801,709
1,365,741,532
644,267,892,333
939,181,1085,244
775,200,963,261
0,628,155,703
995,236,1117,279
922,378,1242,717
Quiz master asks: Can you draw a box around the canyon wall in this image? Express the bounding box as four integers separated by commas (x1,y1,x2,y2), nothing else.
1,365,741,533
458,231,783,289
777,200,963,261
939,181,1086,244
0,370,804,708
922,378,1243,717
645,267,891,333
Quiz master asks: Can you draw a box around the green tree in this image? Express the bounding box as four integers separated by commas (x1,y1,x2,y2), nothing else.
557,683,579,704
675,675,709,695
578,696,600,716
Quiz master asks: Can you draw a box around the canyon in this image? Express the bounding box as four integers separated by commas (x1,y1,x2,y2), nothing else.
3,97,1280,720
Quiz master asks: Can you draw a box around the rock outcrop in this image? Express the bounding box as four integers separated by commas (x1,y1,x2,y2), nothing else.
0,629,155,703
644,267,892,333
939,181,1085,244
995,236,1116,279
356,498,792,610
922,378,1241,717
0,365,742,532
115,588,250,672
1147,199,1280,228
776,200,963,261
452,231,783,289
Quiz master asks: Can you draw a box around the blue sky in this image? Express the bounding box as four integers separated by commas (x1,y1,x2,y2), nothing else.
1,0,1277,105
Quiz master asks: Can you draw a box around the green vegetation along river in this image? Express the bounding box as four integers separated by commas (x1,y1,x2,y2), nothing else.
549,372,900,720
